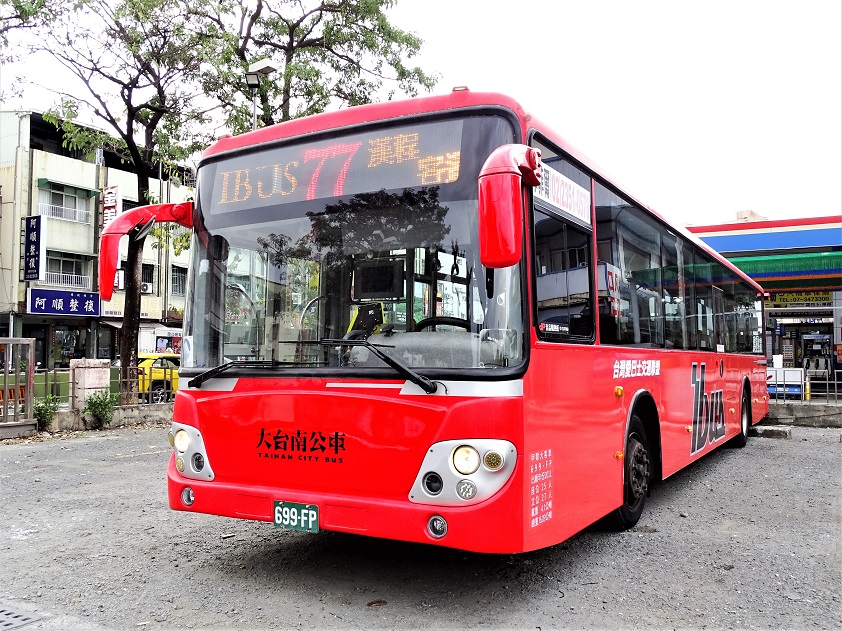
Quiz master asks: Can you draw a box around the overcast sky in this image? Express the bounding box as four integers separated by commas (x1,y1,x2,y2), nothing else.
2,1,839,229
387,0,842,227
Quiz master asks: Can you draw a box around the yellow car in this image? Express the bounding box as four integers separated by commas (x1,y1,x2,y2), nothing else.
137,352,180,403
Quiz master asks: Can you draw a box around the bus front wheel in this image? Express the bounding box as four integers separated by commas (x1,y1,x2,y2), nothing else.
610,415,651,530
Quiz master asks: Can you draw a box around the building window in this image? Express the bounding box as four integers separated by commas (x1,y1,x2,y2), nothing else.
141,264,155,285
171,265,187,296
37,184,91,223
45,251,89,288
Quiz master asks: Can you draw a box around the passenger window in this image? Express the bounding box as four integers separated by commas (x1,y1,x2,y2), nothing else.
533,210,594,341
594,183,664,347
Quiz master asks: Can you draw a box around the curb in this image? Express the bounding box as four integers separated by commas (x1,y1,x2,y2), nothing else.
750,425,792,439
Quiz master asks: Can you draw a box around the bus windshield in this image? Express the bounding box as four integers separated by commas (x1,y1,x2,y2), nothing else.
182,114,524,374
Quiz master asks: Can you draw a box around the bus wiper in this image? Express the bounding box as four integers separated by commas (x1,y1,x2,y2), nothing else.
187,360,283,388
320,338,438,394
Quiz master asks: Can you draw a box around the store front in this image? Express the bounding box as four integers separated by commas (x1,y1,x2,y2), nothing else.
688,216,841,380
766,291,835,369
24,288,101,369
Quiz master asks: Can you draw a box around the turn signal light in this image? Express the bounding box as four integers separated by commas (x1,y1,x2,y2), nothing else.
483,451,504,471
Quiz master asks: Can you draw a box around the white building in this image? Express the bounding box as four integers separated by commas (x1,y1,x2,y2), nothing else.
0,111,191,367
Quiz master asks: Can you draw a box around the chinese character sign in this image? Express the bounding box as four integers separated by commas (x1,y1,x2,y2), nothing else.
22,216,47,281
27,288,100,316
102,186,122,226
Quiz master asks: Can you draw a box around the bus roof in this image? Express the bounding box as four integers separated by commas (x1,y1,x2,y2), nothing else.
202,88,527,158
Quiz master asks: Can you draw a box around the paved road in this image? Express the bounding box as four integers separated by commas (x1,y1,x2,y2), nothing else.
1,424,840,630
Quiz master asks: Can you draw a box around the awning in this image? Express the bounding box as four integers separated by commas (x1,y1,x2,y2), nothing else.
102,320,164,331
36,178,100,198
729,252,842,292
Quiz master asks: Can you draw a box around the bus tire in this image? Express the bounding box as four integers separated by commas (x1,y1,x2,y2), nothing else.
609,415,651,530
731,388,751,448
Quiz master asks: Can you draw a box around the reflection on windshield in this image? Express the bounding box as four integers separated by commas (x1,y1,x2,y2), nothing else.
183,186,524,373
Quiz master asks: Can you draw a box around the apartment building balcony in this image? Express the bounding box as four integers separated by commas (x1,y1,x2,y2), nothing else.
37,203,92,225
37,272,91,290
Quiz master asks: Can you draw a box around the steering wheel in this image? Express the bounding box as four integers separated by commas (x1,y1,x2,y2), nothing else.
414,317,471,331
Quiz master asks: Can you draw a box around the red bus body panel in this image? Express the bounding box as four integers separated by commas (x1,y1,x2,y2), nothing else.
168,380,529,553
168,347,766,553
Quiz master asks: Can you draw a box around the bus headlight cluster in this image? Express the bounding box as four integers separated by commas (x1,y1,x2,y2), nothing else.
169,422,215,482
409,439,517,508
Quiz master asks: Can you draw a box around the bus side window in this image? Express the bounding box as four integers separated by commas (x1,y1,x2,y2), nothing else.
594,184,664,347
532,209,594,341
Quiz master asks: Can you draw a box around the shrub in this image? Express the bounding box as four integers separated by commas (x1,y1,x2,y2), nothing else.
83,389,118,430
33,395,61,432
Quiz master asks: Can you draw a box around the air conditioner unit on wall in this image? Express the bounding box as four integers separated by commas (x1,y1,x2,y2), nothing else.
140,282,153,294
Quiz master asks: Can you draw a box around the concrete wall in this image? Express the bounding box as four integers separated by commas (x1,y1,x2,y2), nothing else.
51,402,173,432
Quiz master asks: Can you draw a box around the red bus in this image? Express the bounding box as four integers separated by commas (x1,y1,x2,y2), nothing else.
99,89,768,553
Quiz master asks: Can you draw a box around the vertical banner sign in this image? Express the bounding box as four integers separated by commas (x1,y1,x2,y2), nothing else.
103,185,121,226
22,215,46,282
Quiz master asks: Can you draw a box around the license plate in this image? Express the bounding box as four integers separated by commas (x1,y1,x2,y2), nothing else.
274,501,319,533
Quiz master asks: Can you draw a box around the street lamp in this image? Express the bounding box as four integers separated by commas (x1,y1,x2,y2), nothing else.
246,59,277,131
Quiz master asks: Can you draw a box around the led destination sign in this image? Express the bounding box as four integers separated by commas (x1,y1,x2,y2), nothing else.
210,119,464,214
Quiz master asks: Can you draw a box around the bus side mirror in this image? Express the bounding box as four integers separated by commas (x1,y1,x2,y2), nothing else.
477,145,541,268
99,201,193,301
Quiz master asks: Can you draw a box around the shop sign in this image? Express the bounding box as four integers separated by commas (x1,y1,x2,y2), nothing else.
27,288,100,316
22,216,47,281
767,291,832,308
103,185,122,225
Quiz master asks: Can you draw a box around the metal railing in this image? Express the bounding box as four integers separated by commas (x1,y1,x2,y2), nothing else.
766,367,841,403
37,202,92,224
39,271,91,289
2,361,174,423
0,339,35,422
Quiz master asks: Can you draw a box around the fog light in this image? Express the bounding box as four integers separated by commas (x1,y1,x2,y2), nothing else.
452,445,480,475
173,429,190,453
181,486,195,506
176,456,184,472
422,472,443,495
427,514,447,538
484,450,504,471
191,452,205,472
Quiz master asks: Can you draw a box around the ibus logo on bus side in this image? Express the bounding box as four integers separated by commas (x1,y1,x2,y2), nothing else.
690,363,726,455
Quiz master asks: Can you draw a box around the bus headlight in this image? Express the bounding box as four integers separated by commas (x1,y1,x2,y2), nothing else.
409,439,517,507
453,445,480,475
173,429,190,453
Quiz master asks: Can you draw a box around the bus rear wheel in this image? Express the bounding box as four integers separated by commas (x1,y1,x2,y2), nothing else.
609,415,651,530
730,388,751,448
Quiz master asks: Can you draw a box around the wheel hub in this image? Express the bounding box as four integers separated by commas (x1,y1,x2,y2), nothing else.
628,439,650,500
